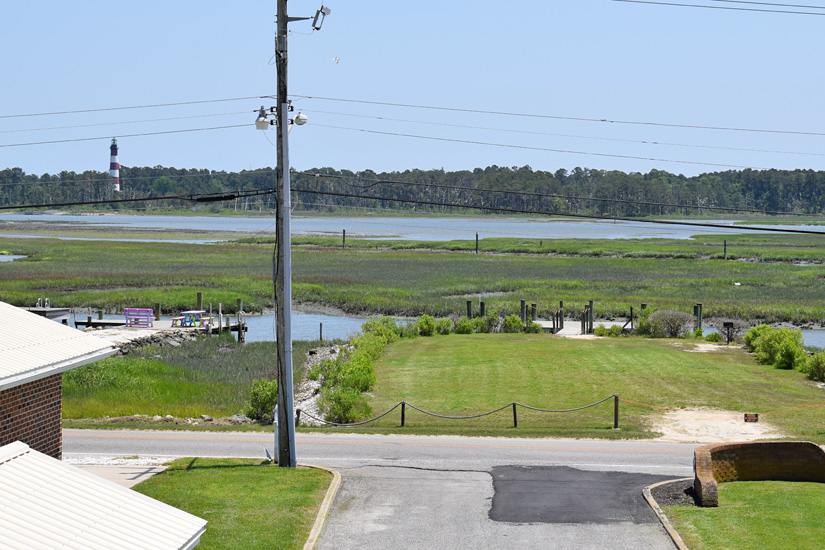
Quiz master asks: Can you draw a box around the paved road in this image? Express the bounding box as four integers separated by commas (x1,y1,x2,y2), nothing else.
64,430,697,549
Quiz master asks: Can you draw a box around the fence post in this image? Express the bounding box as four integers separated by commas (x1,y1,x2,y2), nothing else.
401,402,406,427
630,306,634,330
512,403,518,428
475,232,479,254
520,299,526,322
530,303,537,322
693,304,700,331
724,239,727,260
343,229,346,249
697,303,703,331
197,292,203,311
559,301,564,330
614,394,620,430
154,302,161,321
588,300,594,334
466,300,473,319
320,322,323,342
295,409,301,427
480,301,486,317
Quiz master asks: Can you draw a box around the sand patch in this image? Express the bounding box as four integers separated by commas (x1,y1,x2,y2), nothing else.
650,408,785,443
679,343,726,353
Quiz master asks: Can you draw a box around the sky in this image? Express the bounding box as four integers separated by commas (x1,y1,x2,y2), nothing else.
2,0,825,178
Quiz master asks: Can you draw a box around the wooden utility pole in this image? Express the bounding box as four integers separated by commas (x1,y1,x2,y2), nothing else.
274,0,297,468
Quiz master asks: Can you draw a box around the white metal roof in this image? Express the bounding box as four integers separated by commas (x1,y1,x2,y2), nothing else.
0,301,117,391
0,441,207,550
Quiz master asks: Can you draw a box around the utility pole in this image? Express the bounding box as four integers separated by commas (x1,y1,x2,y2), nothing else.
275,0,296,468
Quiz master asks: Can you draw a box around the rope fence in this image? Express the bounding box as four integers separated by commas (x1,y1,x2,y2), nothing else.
296,395,825,429
296,394,621,429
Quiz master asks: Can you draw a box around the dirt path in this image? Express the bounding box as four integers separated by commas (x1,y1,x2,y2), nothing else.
649,408,786,443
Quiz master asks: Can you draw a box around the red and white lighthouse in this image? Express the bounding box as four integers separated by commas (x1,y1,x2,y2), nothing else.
109,138,120,192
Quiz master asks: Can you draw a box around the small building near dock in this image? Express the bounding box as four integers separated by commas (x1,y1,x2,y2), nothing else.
0,301,116,458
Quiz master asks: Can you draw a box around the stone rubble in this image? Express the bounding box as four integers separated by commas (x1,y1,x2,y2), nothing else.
294,345,341,426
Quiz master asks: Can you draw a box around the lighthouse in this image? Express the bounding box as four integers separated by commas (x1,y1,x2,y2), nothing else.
109,138,120,192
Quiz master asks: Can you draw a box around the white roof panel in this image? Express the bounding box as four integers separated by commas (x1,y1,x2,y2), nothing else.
0,301,117,390
0,442,207,550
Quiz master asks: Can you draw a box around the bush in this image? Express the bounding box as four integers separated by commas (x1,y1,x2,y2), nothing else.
246,379,278,422
361,317,401,343
417,314,436,337
524,320,542,334
483,310,501,333
745,326,806,370
435,318,453,335
636,307,664,337
454,316,474,334
691,328,704,339
501,314,524,333
649,310,694,338
803,352,825,382
709,318,748,343
608,325,623,337
594,324,609,336
744,324,773,351
705,331,723,343
319,386,370,424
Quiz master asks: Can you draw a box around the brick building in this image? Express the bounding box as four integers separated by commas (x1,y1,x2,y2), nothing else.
0,301,115,458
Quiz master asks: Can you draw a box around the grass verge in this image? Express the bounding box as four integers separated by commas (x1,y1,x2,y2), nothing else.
665,481,825,550
133,458,332,550
308,334,825,442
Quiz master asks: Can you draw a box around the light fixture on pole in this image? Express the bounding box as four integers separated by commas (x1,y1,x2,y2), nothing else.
312,6,331,30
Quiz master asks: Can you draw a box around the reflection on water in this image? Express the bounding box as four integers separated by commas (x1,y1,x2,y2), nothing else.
0,255,25,262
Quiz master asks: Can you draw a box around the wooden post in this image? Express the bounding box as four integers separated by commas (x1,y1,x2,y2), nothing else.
531,303,537,321
475,232,479,254
208,304,213,336
237,311,245,343
320,322,323,342
237,298,243,315
559,301,564,330
480,301,486,317
520,300,526,322
401,402,406,427
295,409,301,427
342,229,346,249
466,300,473,319
693,304,699,331
697,302,703,331
218,303,223,333
724,240,727,260
97,310,104,320
512,403,518,428
614,394,620,430
630,306,634,330
197,292,203,311
588,300,594,334
154,302,161,321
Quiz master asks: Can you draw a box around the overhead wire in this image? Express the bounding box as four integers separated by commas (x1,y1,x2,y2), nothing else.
0,124,249,148
301,108,825,158
612,0,825,15
294,94,825,137
0,111,249,134
0,96,264,119
311,123,766,170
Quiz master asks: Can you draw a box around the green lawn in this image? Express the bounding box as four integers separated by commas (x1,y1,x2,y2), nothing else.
133,458,332,550
665,481,825,550
335,334,825,441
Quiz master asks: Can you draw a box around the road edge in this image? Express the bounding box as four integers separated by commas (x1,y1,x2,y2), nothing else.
643,478,692,550
301,463,342,550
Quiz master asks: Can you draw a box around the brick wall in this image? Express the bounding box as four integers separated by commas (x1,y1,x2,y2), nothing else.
694,441,825,507
0,374,63,459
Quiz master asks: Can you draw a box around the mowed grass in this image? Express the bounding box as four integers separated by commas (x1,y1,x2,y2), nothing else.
665,481,825,550
133,458,331,550
340,334,825,441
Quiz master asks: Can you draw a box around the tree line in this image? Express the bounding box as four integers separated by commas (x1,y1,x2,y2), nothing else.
2,164,823,217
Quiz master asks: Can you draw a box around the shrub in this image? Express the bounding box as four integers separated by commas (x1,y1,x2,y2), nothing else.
524,320,542,334
501,314,524,333
594,324,609,337
246,379,278,422
744,324,773,351
472,316,489,333
319,386,370,424
803,352,825,382
483,310,501,333
636,307,664,337
608,325,623,337
435,318,453,335
417,314,437,336
691,328,704,339
454,316,474,334
361,317,400,343
649,310,694,338
705,332,723,343
709,318,748,343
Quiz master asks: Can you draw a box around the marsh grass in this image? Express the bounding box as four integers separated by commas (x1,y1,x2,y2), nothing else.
63,335,324,419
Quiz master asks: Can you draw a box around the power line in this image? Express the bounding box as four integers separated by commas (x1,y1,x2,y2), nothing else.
291,187,825,235
292,170,819,217
0,111,248,134
0,124,249,148
311,123,765,169
302,108,825,158
0,96,264,120
710,0,825,9
295,95,825,137
613,0,825,15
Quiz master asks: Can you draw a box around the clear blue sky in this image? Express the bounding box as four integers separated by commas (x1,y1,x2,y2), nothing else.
2,1,824,178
